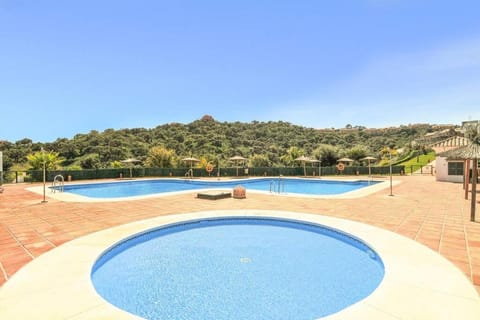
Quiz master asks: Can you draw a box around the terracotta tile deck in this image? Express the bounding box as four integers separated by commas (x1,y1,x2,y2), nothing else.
0,175,479,296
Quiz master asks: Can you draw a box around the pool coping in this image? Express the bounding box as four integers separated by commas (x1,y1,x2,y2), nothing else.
26,177,398,202
0,210,479,319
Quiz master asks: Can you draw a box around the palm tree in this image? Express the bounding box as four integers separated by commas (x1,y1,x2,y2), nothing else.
27,150,63,170
280,146,305,167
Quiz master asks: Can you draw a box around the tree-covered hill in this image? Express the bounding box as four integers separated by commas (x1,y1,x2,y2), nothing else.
0,115,456,171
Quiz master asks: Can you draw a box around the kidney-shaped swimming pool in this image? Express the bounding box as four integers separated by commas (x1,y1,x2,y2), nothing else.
57,178,380,199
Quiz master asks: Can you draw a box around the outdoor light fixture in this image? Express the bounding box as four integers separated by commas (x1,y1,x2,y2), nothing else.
41,148,47,203
389,152,393,196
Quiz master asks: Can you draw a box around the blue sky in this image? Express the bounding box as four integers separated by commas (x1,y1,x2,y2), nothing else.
1,0,479,142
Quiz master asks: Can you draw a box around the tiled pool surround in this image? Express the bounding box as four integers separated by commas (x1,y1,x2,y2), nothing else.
1,210,479,319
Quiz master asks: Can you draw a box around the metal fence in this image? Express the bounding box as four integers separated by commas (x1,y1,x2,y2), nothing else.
5,165,406,183
409,165,434,175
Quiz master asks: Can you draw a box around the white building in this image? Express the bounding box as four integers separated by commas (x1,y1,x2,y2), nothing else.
433,136,470,182
433,118,480,183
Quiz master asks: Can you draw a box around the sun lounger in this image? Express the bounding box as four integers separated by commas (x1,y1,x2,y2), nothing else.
197,191,232,200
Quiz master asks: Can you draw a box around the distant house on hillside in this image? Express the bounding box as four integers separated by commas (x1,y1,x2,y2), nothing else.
434,121,478,183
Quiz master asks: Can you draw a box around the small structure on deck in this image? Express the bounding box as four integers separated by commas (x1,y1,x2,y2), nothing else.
233,185,246,199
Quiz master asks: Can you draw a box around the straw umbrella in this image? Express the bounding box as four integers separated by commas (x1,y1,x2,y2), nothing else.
456,144,479,222
121,158,141,178
336,157,354,174
439,142,480,222
295,156,311,177
308,158,321,176
229,155,247,176
361,156,377,177
337,157,354,164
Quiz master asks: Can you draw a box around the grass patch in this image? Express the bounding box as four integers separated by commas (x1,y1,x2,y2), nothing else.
398,151,436,174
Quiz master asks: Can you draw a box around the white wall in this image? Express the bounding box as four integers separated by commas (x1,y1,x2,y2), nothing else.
435,156,464,183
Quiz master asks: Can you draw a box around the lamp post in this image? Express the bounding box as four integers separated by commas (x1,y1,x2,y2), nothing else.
41,148,47,203
389,151,393,196
0,151,3,187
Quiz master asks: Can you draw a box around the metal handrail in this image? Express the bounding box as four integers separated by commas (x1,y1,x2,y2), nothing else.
270,176,285,193
278,176,285,193
184,169,194,180
269,180,275,193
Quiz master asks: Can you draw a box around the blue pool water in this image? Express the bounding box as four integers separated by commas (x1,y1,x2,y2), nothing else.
91,217,384,320
60,178,378,198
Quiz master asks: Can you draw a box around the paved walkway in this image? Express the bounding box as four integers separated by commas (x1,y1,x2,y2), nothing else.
0,175,479,295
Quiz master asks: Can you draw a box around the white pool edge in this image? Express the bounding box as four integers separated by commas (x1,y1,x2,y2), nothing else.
1,210,479,319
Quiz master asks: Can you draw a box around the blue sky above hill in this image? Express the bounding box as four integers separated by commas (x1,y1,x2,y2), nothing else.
1,0,479,142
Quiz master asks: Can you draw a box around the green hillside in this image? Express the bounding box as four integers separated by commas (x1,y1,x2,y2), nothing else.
0,115,454,171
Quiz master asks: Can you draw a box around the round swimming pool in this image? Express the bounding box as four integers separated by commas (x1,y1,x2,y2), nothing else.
91,217,385,320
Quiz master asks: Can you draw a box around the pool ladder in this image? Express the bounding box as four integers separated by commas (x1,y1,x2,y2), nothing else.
269,176,285,194
51,175,64,193
185,169,193,179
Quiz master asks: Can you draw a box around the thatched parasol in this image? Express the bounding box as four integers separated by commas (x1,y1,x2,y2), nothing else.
121,158,141,164
181,157,200,177
295,156,311,176
229,155,247,176
361,156,377,177
121,158,141,178
439,143,480,222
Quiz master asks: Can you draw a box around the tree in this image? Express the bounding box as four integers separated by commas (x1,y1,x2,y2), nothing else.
27,150,63,170
280,146,304,167
79,154,101,169
379,146,398,166
145,146,176,168
346,145,370,163
313,144,339,166
110,161,123,168
250,154,270,167
198,157,210,169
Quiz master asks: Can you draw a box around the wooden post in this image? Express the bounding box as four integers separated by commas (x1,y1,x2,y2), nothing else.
471,158,477,222
465,159,470,200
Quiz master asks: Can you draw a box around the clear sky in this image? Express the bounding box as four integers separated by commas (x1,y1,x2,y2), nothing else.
1,0,479,142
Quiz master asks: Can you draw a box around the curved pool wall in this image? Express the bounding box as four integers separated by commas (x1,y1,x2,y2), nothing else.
53,177,381,199
91,216,385,320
